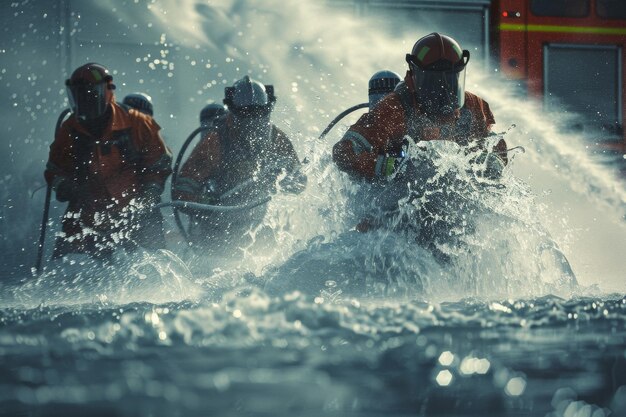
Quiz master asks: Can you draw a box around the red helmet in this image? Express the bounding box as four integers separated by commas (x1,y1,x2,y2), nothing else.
65,63,115,121
406,33,470,115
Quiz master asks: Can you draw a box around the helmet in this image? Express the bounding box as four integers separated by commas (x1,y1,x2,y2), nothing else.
123,92,153,116
223,75,276,119
223,76,276,151
368,70,401,109
406,33,470,115
65,63,115,121
200,103,227,126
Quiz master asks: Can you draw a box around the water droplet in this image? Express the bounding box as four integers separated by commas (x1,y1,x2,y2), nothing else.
505,377,526,396
436,370,453,386
438,351,454,366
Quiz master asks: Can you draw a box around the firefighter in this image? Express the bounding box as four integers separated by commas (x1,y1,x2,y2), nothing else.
45,63,172,259
333,32,507,181
333,33,508,259
173,76,306,253
122,92,154,117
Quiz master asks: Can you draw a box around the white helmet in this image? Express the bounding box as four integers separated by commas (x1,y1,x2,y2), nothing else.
223,75,276,118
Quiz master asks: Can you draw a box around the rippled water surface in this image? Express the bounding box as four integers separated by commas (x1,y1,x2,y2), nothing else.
1,286,625,417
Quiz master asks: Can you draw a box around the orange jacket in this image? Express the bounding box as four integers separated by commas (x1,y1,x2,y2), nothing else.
174,116,301,203
45,101,172,232
333,73,506,179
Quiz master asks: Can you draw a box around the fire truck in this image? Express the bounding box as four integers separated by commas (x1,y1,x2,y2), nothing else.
330,0,626,148
494,0,625,148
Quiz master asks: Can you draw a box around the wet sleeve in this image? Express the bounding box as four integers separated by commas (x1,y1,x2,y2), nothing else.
136,117,173,195
173,132,221,202
332,94,406,180
44,123,75,191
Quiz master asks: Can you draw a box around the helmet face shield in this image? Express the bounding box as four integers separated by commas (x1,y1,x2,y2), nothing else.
232,106,272,151
224,76,276,151
411,63,466,115
405,34,470,115
66,82,109,121
230,104,272,120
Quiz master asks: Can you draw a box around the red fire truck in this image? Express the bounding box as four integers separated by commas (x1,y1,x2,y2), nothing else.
493,0,625,149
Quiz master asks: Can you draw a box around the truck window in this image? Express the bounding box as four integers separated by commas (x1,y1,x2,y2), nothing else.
597,0,626,19
530,0,590,17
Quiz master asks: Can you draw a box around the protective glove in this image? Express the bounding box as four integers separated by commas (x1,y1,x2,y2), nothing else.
377,155,403,178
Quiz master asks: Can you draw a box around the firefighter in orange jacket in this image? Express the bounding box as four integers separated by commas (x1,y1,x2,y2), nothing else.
45,63,172,259
333,32,507,181
173,76,306,252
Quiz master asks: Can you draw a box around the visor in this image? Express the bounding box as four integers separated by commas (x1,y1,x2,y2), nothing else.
233,111,272,152
411,65,466,115
230,104,272,119
66,82,108,121
407,50,469,115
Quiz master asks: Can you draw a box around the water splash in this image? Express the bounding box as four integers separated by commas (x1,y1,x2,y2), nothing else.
1,0,624,293
1,249,202,309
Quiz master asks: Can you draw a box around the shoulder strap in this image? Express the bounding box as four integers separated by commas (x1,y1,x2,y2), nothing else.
395,82,428,140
